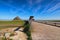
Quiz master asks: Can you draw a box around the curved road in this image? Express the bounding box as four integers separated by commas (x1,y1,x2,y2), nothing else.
31,21,60,40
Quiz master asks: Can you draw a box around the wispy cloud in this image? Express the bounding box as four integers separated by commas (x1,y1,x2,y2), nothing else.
0,1,26,14
27,0,32,6
29,0,32,5
33,6,41,13
45,3,60,13
35,0,42,4
40,0,56,14
26,0,41,11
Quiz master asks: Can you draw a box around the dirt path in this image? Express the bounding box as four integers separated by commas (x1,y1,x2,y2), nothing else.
31,21,60,40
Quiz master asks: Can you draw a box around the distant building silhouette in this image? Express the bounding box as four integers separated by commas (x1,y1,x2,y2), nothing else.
13,16,21,20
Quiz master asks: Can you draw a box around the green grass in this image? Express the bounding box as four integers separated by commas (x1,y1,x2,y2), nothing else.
0,20,24,25
0,20,24,29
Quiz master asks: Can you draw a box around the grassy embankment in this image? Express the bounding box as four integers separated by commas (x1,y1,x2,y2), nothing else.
0,20,24,30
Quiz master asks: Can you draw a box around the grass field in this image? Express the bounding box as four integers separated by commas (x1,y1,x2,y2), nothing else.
0,20,24,29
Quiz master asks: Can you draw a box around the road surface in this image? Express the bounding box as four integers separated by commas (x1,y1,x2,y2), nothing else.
31,21,60,40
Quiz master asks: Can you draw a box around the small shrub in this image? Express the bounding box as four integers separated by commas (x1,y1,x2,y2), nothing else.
23,21,32,40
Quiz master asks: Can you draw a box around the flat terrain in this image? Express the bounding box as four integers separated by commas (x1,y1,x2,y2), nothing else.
0,20,24,29
0,20,29,40
37,20,60,27
31,21,60,40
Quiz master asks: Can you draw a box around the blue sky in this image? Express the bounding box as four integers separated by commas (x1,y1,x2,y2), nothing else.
0,0,60,20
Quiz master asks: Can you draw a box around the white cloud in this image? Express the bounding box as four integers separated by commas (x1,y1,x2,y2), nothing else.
40,0,56,14
35,0,42,4
33,6,41,13
46,3,60,13
27,0,32,6
40,0,60,14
